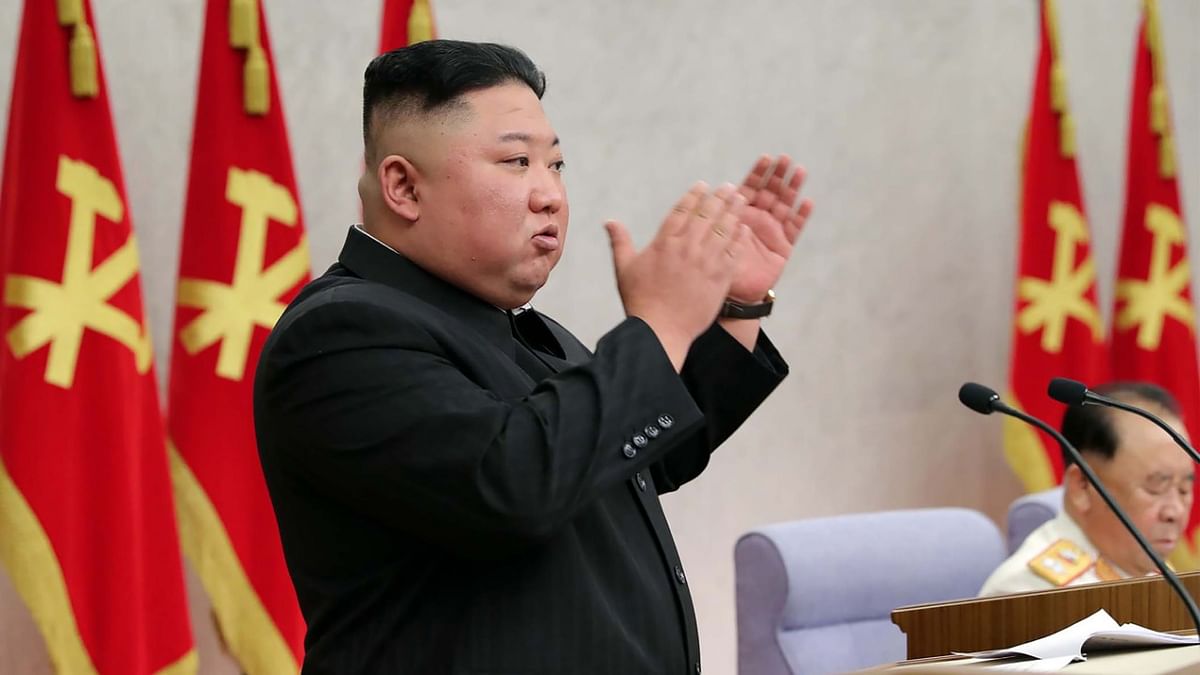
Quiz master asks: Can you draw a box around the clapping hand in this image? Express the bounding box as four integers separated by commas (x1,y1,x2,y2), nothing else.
725,155,813,304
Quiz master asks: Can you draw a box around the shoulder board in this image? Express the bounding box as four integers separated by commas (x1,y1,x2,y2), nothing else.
1028,539,1093,586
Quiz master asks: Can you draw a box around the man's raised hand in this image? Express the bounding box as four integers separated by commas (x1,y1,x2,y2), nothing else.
605,182,749,370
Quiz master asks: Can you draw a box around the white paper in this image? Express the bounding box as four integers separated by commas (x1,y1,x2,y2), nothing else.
960,609,1118,660
957,609,1199,663
984,656,1077,672
1083,622,1199,650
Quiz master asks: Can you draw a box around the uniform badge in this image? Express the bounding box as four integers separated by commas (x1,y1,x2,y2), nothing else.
1028,539,1093,586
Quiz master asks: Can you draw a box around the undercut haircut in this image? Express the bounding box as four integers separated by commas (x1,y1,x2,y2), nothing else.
362,40,547,162
1060,381,1182,467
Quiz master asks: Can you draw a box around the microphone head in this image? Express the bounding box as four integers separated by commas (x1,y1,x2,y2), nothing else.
1048,377,1089,405
959,382,1001,415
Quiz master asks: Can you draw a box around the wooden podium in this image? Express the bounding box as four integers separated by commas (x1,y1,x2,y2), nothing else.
891,571,1200,659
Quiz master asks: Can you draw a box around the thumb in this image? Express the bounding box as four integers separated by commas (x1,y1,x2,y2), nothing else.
604,220,635,270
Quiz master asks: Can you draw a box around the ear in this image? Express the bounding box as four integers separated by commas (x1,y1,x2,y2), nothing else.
1063,464,1092,512
378,154,420,222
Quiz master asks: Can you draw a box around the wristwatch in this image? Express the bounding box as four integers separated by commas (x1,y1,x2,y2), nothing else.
719,289,774,319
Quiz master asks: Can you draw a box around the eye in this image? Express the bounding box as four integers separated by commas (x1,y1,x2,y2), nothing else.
504,157,531,168
551,160,566,173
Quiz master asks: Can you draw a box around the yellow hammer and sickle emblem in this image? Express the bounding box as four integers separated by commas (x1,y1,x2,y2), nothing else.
4,156,151,389
1016,200,1103,353
1115,204,1194,350
176,167,309,381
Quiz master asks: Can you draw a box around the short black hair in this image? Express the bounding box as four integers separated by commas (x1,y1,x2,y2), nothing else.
362,40,546,156
1060,381,1182,467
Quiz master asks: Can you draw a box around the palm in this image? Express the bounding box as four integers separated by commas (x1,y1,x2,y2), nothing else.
727,155,813,303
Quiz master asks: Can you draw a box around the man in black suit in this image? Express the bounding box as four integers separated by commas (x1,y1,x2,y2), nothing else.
254,40,813,674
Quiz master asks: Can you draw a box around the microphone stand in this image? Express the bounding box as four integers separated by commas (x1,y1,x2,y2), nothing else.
962,383,1200,639
1086,393,1200,465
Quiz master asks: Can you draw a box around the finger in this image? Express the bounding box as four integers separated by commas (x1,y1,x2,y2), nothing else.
604,220,636,270
784,198,814,245
663,181,708,237
764,154,789,190
686,183,737,243
708,190,747,242
738,154,773,196
778,165,806,207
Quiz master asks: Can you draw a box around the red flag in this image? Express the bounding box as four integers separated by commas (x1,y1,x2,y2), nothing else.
1005,0,1107,491
0,1,196,673
1110,0,1200,569
379,0,436,53
166,0,309,672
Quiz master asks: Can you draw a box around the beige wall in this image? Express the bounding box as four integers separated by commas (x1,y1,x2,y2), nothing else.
1,1,1198,673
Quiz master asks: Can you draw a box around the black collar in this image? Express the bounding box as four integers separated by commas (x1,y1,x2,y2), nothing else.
336,225,514,359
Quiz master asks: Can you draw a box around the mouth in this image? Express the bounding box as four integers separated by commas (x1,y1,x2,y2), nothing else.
532,224,560,251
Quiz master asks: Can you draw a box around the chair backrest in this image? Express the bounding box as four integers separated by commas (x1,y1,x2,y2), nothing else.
1005,487,1064,553
734,508,1005,675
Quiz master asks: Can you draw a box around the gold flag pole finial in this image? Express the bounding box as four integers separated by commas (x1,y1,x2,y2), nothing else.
1143,0,1175,178
408,0,435,44
56,0,83,26
68,21,98,99
1059,113,1076,158
230,0,257,49
228,0,269,116
244,44,270,115
1160,135,1177,178
1043,0,1074,158
57,0,97,99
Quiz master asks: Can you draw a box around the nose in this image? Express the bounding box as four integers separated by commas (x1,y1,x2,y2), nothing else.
1161,490,1188,523
529,168,564,215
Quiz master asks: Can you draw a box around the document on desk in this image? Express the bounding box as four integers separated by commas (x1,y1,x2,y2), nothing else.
954,608,1198,667
981,656,1076,672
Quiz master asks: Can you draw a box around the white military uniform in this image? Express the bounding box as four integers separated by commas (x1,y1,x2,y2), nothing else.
979,511,1131,596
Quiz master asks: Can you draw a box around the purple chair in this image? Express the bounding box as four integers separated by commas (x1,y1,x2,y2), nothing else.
734,508,1005,675
1005,487,1064,553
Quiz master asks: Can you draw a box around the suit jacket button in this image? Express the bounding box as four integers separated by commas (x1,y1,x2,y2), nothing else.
694,663,701,674
635,472,647,491
674,564,687,585
658,414,674,429
622,443,637,459
645,424,660,438
632,433,648,448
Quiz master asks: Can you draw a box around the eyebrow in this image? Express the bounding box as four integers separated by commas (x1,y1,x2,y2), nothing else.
1145,471,1195,483
498,131,560,146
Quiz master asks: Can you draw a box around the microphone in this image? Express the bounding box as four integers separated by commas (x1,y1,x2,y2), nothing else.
1048,377,1200,464
958,382,1200,636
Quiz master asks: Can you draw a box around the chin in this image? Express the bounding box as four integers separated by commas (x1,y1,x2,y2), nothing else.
496,283,540,310
514,271,552,296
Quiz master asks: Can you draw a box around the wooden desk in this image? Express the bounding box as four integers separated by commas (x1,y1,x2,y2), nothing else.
862,643,1200,673
891,571,1200,659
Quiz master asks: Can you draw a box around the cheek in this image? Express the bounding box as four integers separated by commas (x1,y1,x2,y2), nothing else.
1132,505,1161,528
1129,498,1171,530
472,184,530,237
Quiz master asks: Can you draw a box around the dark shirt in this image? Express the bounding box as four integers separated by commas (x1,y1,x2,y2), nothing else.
254,226,787,674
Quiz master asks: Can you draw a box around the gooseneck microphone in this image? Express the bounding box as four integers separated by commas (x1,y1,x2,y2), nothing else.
958,382,1200,637
1048,377,1200,464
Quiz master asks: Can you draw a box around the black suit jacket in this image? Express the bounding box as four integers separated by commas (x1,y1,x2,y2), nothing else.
254,226,787,674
